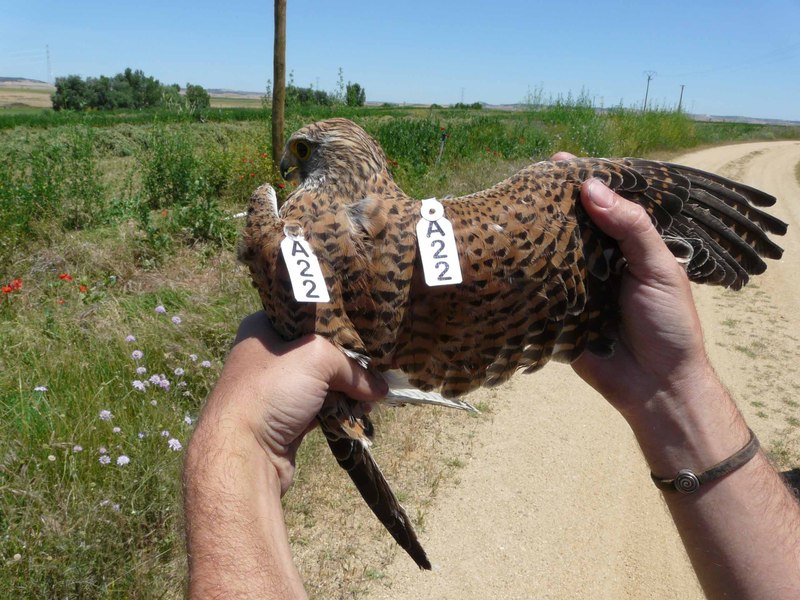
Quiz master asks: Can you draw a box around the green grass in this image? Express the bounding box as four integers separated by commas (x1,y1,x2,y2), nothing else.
1,102,799,597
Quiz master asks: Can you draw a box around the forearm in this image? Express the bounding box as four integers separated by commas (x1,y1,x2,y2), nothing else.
625,366,800,599
183,403,307,600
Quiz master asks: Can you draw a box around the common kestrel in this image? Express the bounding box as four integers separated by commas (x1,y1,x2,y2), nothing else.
239,118,787,569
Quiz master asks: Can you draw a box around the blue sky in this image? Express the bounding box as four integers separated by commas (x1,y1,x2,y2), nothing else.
2,0,799,121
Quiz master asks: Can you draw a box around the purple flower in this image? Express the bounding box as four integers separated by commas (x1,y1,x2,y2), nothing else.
99,409,113,421
174,367,184,376
112,503,121,512
171,316,182,325
189,354,198,362
200,360,211,369
72,445,83,453
98,446,108,455
183,415,193,426
116,455,130,466
167,438,183,452
112,427,121,434
131,350,143,361
158,377,170,391
132,380,146,392
136,366,147,375
99,455,111,465
161,430,170,437
34,386,48,392
155,305,167,314
138,432,146,439
125,335,136,343
149,374,161,385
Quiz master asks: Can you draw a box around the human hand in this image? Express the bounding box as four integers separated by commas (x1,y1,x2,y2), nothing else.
549,153,712,418
195,311,387,495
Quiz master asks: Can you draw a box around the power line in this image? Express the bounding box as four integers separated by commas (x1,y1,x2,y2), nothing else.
642,71,656,111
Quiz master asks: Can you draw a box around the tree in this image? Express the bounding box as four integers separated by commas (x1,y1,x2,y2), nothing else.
346,82,366,107
52,75,89,111
272,0,286,167
185,84,210,111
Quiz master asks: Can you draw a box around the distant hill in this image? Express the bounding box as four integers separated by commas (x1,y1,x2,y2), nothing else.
0,77,54,90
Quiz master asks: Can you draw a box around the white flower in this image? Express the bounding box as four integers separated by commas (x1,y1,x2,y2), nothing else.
98,446,108,454
13,553,22,561
174,367,184,376
161,430,170,437
200,360,211,368
99,499,110,507
171,316,182,325
183,415,193,426
125,335,136,343
72,445,83,453
116,455,130,466
136,366,147,375
150,399,158,406
34,386,48,392
177,381,187,388
131,350,143,360
189,354,198,362
112,503,121,512
167,438,183,452
112,427,121,434
138,431,146,439
99,455,111,465
47,455,56,462
99,410,113,421
132,380,146,392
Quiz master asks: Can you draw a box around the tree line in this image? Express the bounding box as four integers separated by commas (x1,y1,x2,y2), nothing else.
51,68,210,112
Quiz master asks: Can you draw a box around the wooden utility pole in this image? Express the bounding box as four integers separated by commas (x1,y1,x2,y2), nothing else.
271,0,286,167
677,84,686,113
642,70,656,112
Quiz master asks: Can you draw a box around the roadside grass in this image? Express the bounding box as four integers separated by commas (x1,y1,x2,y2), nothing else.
2,103,799,597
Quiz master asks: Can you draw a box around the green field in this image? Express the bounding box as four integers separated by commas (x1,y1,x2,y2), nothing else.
1,102,799,598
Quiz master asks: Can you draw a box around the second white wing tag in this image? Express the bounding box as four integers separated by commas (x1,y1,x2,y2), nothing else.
416,198,463,287
280,235,331,303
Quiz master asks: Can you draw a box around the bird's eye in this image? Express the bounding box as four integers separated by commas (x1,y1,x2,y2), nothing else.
294,141,311,160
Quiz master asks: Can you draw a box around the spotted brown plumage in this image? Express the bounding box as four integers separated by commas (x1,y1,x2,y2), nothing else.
239,118,787,569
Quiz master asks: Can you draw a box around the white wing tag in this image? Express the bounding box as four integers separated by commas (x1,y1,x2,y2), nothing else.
416,198,463,287
280,235,331,303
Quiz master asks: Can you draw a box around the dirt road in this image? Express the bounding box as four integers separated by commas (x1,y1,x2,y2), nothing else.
366,141,800,599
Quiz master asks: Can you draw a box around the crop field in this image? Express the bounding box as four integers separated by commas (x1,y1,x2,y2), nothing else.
1,101,799,598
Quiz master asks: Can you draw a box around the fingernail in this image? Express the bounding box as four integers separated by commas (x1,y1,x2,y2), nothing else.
588,179,614,208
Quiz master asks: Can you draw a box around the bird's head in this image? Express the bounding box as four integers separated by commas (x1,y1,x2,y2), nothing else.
279,118,390,195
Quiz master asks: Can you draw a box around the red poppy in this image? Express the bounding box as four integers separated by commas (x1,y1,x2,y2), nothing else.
250,173,255,177
59,273,73,281
57,298,65,305
2,286,11,294
10,279,22,290
261,153,268,158
277,183,286,189
79,285,88,293
161,209,168,218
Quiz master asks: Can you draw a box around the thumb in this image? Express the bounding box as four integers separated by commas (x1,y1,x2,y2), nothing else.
314,339,388,402
580,179,678,282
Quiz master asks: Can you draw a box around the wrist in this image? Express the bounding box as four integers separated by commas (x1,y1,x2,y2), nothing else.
622,364,751,479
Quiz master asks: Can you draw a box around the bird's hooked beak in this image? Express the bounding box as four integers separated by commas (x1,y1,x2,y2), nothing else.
279,154,299,184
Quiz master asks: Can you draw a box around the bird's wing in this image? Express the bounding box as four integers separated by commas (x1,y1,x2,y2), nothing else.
392,158,787,398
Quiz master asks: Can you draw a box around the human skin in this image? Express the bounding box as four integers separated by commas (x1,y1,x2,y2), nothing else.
183,174,800,599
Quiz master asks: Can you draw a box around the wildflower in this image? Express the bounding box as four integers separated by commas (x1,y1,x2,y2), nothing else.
34,386,48,392
158,378,170,391
98,447,108,454
161,430,170,437
99,409,113,421
189,354,198,362
138,432,146,439
48,455,56,462
174,367,184,376
99,455,111,465
100,500,110,507
136,366,147,375
278,182,286,189
149,374,162,386
250,172,256,177
116,455,130,466
112,503,121,512
150,399,158,406
2,286,11,294
131,350,143,360
79,284,88,293
112,427,121,434
58,273,73,281
168,438,183,452
184,415,193,426
125,335,136,343
161,209,168,218
171,315,182,325
154,305,167,314
177,381,187,388
72,445,83,453
13,554,21,561
57,298,65,305
132,379,146,392
200,360,211,368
